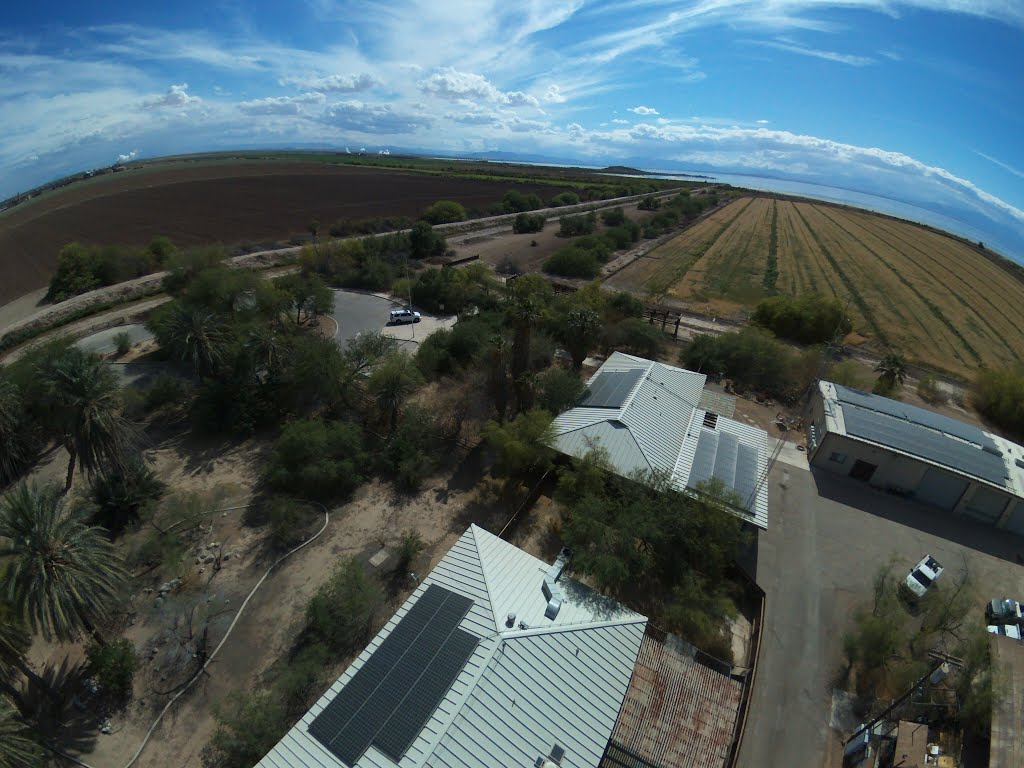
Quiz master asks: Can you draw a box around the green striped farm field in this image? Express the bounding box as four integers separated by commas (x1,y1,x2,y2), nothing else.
606,196,1024,374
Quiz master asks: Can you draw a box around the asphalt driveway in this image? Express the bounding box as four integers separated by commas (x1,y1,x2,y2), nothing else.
738,457,1024,768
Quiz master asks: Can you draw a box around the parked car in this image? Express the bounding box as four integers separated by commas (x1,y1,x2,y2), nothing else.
986,598,1024,624
986,624,1023,640
902,555,943,599
389,308,421,324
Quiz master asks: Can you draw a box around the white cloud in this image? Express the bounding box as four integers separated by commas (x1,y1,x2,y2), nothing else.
756,119,770,124
321,100,431,134
116,150,137,163
544,84,567,103
611,118,630,124
975,150,1024,181
629,105,659,115
144,83,201,109
280,73,378,92
754,39,876,66
419,68,539,107
238,92,326,115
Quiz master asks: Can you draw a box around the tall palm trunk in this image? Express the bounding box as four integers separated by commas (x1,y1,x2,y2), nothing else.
63,445,77,494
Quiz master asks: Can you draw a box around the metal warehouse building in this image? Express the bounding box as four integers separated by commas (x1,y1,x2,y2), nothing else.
808,381,1024,532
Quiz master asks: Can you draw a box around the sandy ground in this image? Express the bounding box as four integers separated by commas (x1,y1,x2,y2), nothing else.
20,424,508,768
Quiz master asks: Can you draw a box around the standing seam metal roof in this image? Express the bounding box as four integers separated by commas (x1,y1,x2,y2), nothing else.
257,525,646,768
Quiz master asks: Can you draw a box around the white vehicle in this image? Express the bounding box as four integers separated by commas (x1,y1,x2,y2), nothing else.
986,598,1024,624
389,308,421,324
987,624,1023,640
903,555,943,599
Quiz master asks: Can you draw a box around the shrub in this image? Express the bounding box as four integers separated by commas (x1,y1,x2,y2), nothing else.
496,255,523,275
305,557,383,654
210,691,289,768
917,374,948,405
604,318,665,359
827,359,872,389
264,419,368,500
607,291,645,319
395,529,424,573
751,294,852,345
85,638,138,704
512,213,546,234
600,207,627,227
558,212,597,237
538,368,586,414
682,328,800,398
274,643,329,715
483,409,555,476
638,195,661,211
972,366,1024,437
549,191,580,207
113,331,132,357
89,458,166,536
409,221,448,259
543,247,600,278
265,497,318,551
501,190,543,213
144,374,188,411
381,406,442,491
421,200,467,225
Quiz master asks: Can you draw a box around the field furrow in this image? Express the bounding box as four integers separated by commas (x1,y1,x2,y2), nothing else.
776,201,838,298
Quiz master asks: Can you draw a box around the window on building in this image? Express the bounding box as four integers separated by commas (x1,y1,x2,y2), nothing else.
829,452,847,464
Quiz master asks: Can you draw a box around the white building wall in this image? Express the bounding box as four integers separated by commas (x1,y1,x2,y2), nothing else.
811,433,928,492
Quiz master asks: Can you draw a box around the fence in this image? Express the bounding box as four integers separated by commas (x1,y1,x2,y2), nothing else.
724,572,766,768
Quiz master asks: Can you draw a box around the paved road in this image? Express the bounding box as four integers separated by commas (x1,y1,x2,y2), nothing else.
74,323,153,355
330,290,455,347
739,459,1024,768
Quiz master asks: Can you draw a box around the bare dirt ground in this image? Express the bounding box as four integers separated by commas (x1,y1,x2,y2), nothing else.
20,419,528,768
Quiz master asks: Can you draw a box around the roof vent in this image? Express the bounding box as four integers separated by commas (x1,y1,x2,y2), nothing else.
506,612,517,628
1016,458,1024,470
542,548,572,620
534,744,565,767
703,412,718,429
983,444,1003,456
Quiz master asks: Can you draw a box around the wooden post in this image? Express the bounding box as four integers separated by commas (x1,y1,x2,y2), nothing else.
674,316,681,339
661,312,668,331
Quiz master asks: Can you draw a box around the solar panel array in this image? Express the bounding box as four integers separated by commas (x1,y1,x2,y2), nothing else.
309,585,478,766
686,428,759,511
580,368,645,409
833,384,997,449
840,404,1008,487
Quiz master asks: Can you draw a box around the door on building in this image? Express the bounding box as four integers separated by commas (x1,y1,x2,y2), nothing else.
1004,501,1024,536
915,468,969,512
849,460,877,482
961,485,1009,524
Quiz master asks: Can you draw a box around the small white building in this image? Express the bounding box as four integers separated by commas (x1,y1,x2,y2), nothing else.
808,381,1024,533
548,352,769,529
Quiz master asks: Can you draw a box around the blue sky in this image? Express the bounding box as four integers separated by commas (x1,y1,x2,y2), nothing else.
2,0,1023,257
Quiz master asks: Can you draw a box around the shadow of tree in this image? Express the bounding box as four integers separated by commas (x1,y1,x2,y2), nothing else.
18,656,101,759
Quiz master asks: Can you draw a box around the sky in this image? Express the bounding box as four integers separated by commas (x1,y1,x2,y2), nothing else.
1,0,1023,258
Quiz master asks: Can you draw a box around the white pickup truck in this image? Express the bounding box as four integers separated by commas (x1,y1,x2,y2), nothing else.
902,555,943,599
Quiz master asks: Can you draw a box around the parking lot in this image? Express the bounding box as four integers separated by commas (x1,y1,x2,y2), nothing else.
327,289,455,347
738,455,1024,768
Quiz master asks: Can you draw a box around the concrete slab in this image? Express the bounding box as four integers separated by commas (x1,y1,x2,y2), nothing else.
369,547,390,568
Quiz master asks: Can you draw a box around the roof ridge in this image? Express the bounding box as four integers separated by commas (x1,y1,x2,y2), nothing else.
470,524,503,633
500,616,648,640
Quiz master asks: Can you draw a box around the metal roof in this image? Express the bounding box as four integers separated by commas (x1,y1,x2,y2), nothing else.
257,525,646,768
550,353,769,529
826,383,1011,489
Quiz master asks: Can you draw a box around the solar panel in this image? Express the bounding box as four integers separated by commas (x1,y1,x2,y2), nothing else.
309,585,477,765
687,429,718,489
841,404,1008,487
833,384,995,448
733,443,759,511
580,368,645,409
712,432,739,485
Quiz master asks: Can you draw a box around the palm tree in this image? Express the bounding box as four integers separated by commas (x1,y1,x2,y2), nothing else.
0,379,31,487
367,354,423,433
0,483,128,643
36,348,141,492
874,351,908,393
162,304,229,378
562,309,602,370
0,609,53,708
0,697,39,768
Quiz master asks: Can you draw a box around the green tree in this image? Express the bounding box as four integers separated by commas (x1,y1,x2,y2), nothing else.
0,482,128,642
409,221,447,259
367,352,424,432
264,419,368,501
35,346,141,491
422,200,467,224
85,638,138,703
506,276,552,414
512,213,546,234
874,351,907,394
971,366,1024,438
277,273,334,326
210,691,289,768
149,304,230,379
0,377,33,487
305,557,383,654
560,309,602,370
0,697,40,768
751,294,851,345
89,457,166,536
482,409,555,477
827,359,871,389
537,368,585,415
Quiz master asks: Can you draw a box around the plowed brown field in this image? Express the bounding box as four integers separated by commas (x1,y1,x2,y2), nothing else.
607,195,1024,373
0,161,576,306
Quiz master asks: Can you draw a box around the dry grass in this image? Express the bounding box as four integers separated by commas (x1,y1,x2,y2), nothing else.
609,195,1024,375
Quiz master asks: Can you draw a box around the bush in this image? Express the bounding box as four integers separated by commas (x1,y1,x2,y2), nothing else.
600,207,627,227
604,318,665,359
549,191,580,207
538,368,586,414
46,241,168,302
210,691,289,768
409,221,448,259
381,406,442,491
85,638,138,704
421,200,467,225
264,419,368,500
638,195,661,211
827,359,871,389
971,367,1024,437
751,294,852,345
496,255,523,275
501,190,543,213
89,458,166,536
558,212,597,237
305,557,383,655
395,529,424,573
113,331,132,356
543,247,600,278
607,291,645,319
512,213,546,234
483,409,555,476
917,374,948,405
274,643,329,715
682,328,801,398
265,497,318,551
